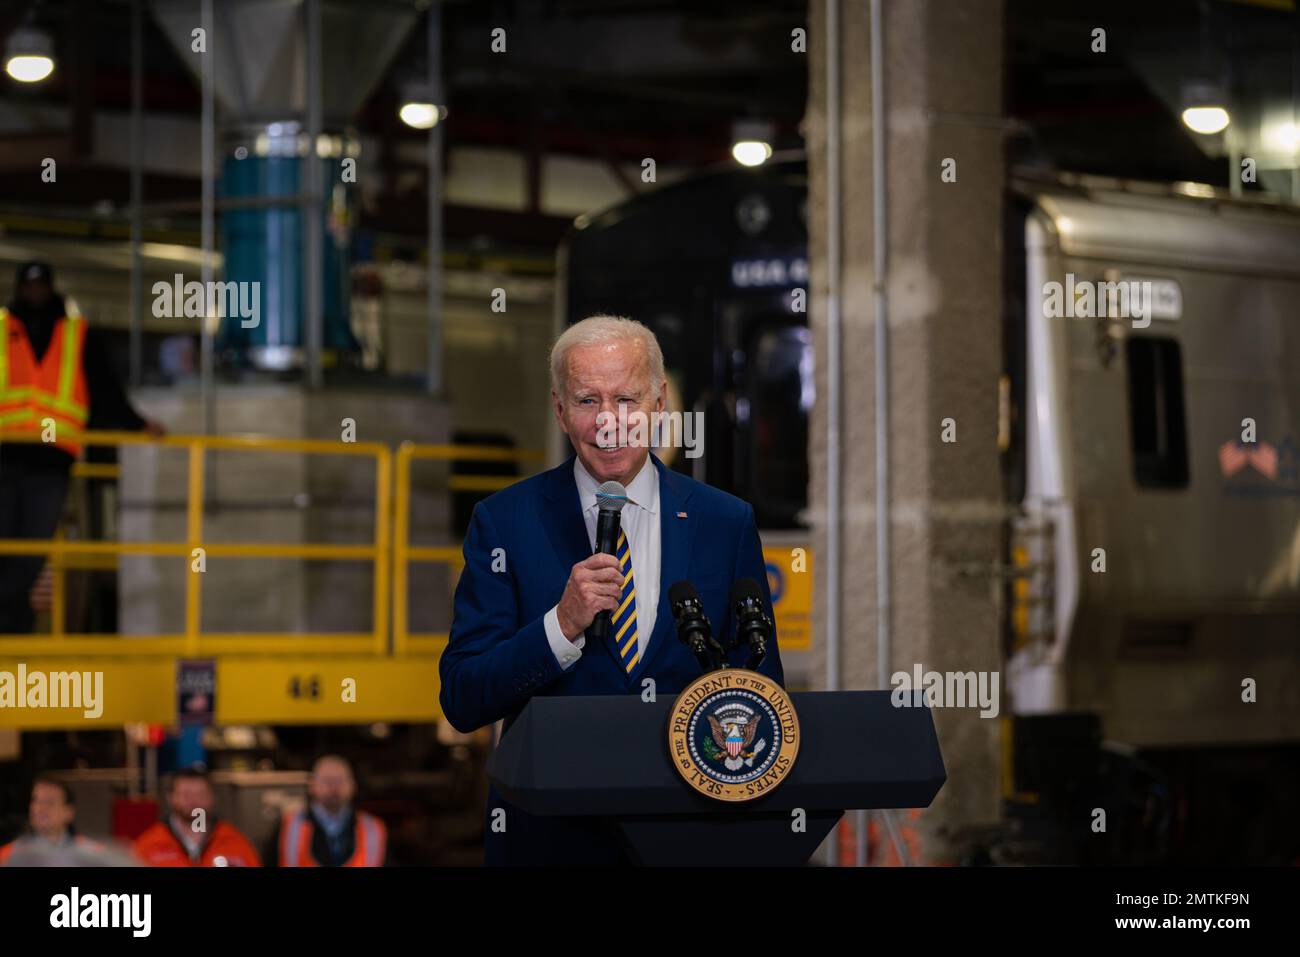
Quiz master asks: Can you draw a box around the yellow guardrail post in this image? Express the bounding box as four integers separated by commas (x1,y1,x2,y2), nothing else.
392,444,546,656
393,443,412,656
373,445,392,656
51,528,65,639
185,440,205,656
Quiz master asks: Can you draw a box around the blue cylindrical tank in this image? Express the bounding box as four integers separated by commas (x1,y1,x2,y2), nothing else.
219,129,357,370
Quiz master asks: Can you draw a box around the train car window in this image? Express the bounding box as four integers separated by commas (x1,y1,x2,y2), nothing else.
1125,336,1189,488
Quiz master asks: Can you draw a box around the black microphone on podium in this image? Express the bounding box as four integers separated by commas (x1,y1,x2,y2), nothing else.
731,578,773,671
670,581,723,673
586,480,628,643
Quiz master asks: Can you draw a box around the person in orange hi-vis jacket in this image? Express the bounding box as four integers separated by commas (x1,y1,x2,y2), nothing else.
132,767,260,867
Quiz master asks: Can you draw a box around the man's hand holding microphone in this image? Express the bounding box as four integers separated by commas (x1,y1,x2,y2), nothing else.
555,553,624,642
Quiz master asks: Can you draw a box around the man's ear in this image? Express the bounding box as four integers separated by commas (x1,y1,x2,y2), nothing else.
654,380,667,413
551,390,567,434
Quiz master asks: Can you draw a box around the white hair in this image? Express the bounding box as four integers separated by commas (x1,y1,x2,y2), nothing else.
549,314,666,396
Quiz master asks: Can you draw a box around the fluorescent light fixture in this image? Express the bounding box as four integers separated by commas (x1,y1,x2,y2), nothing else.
5,26,54,83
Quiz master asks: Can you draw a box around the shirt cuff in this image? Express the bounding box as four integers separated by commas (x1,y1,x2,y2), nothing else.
544,606,584,669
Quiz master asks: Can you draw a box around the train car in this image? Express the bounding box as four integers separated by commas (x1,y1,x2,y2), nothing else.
1007,176,1300,750
556,160,817,682
560,159,1300,862
557,159,811,532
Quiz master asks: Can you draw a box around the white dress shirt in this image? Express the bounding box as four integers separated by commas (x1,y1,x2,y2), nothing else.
544,455,661,670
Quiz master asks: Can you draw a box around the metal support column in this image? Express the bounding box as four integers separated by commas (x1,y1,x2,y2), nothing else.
128,0,143,387
199,0,216,438
426,1,444,395
823,0,843,867
304,0,324,389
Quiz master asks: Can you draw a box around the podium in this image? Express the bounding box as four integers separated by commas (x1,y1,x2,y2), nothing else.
488,690,946,865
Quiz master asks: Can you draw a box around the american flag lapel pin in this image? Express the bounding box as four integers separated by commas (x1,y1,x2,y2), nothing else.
677,511,688,519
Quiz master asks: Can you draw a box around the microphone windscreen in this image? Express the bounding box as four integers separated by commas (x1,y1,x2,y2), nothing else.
595,481,629,513
668,580,699,607
731,577,764,606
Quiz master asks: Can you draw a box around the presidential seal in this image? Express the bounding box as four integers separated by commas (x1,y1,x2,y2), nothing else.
667,669,799,802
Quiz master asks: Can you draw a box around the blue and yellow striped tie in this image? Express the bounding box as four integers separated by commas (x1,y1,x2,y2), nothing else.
611,530,639,673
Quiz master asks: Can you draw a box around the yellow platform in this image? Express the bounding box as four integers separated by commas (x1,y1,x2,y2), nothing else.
0,655,442,730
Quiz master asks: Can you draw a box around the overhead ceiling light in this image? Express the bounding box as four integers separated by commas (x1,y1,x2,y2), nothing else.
399,81,445,130
1182,106,1229,135
731,118,775,167
399,101,438,129
732,140,773,167
5,25,55,83
1180,80,1229,135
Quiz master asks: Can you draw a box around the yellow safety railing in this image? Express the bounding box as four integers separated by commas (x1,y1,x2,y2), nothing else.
0,430,391,657
392,443,545,656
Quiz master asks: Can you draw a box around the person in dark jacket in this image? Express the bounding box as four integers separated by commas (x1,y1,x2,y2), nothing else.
0,260,164,633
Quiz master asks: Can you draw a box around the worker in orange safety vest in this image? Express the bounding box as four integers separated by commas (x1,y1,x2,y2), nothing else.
0,261,164,634
271,755,387,867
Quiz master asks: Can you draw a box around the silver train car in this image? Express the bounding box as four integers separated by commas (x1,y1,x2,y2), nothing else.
1008,177,1300,753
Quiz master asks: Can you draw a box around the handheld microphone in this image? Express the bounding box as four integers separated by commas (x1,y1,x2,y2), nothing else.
669,581,722,673
731,578,773,671
586,480,628,642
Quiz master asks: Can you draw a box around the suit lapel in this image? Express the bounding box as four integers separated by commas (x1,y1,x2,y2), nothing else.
540,456,626,673
632,455,697,681
539,455,590,570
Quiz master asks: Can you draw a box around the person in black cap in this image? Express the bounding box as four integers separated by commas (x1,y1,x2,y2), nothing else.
0,260,164,634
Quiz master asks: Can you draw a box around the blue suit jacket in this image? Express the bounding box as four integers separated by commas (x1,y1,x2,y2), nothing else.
439,453,784,865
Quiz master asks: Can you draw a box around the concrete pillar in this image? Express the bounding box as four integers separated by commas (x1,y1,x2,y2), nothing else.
808,0,1005,863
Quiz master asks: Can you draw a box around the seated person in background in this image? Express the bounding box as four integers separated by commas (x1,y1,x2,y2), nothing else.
0,777,100,865
268,755,386,867
132,767,261,867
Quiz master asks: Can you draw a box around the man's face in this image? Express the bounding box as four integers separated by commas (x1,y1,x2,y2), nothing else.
29,782,74,838
553,339,666,486
169,779,214,823
308,760,355,814
17,278,53,308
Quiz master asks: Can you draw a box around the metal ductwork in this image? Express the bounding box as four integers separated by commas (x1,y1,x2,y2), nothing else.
151,0,418,125
150,0,422,371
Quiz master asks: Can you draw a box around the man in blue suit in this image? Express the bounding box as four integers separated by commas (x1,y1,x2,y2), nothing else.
440,314,784,865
